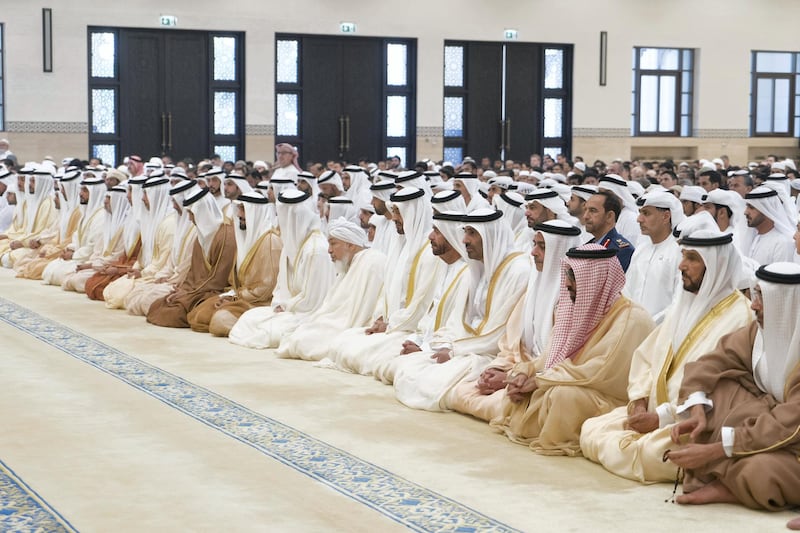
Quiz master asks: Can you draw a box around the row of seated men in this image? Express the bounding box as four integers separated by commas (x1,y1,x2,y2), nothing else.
0,156,799,528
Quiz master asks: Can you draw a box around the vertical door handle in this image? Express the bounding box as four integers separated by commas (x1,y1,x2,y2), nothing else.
344,115,351,152
499,119,506,153
338,115,345,154
161,113,167,153
506,119,511,152
167,112,173,152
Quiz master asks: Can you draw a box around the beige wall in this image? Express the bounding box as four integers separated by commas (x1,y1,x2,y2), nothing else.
1,0,799,164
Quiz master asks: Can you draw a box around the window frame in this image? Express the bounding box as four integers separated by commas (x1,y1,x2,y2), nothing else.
632,46,694,137
750,50,799,137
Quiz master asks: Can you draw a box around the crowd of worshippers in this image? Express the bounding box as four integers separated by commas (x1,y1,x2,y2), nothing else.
2,144,800,528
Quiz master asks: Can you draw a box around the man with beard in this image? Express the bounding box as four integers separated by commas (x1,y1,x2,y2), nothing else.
276,218,386,361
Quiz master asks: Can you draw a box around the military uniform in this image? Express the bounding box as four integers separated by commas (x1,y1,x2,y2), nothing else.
588,228,634,271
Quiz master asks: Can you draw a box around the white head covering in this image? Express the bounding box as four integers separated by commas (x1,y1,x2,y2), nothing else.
318,170,344,192
636,190,685,229
183,188,224,259
140,176,174,266
26,165,55,233
672,230,742,350
760,179,798,228
752,262,800,402
57,167,82,240
679,185,706,205
395,170,432,197
327,216,368,248
461,208,518,328
745,186,796,238
571,184,598,202
432,211,468,261
168,180,201,266
454,173,490,212
103,187,130,253
524,189,579,225
276,190,321,261
327,196,360,225
225,174,254,196
234,192,273,269
599,174,638,213
385,187,433,314
493,191,527,235
431,190,467,213
523,220,583,357
672,210,719,240
344,165,373,207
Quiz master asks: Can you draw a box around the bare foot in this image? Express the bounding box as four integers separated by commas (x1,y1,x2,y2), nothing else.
787,516,800,530
675,480,739,505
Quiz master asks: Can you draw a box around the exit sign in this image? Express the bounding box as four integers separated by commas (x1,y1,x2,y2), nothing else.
504,29,518,40
340,22,357,34
160,15,178,27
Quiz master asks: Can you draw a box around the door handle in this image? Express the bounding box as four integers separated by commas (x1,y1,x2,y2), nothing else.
167,112,173,152
161,113,167,153
344,115,350,152
506,119,511,152
499,119,506,153
338,115,345,155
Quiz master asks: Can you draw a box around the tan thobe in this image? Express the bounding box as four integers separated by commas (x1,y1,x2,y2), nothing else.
187,229,281,336
1,199,57,266
15,207,81,279
490,297,655,456
676,322,800,511
580,291,752,482
146,222,236,328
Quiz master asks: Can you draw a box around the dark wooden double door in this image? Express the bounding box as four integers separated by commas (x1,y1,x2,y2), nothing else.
446,41,572,162
119,30,210,162
301,37,382,163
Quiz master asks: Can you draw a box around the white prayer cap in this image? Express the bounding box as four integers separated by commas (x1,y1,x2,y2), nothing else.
574,161,587,172
571,184,598,202
712,158,724,167
748,161,759,169
550,173,567,184
483,170,498,180
697,161,716,174
727,169,750,177
783,159,797,171
679,185,706,204
529,171,543,182
771,161,786,171
518,170,530,178
327,217,368,248
678,161,690,168
253,160,269,170
637,190,685,229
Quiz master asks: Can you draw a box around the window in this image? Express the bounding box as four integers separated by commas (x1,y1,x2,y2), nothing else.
751,51,800,136
632,47,693,136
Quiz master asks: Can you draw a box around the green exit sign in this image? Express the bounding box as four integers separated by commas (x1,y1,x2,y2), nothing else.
340,22,357,34
160,15,178,27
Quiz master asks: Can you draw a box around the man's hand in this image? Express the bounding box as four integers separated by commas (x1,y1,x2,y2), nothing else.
477,368,507,395
365,317,387,335
665,442,725,469
129,268,142,279
626,412,660,434
28,239,41,249
430,348,451,364
400,340,421,355
505,373,538,403
671,404,707,443
8,240,22,250
75,263,92,271
165,290,181,304
274,305,285,313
